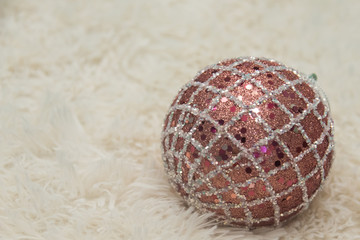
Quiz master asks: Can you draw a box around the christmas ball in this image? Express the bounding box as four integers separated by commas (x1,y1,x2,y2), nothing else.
161,57,334,229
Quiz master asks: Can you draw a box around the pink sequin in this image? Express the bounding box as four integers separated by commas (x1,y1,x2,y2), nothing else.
241,114,248,121
278,177,285,184
221,97,228,103
287,180,293,187
261,146,267,153
268,103,275,109
204,160,210,168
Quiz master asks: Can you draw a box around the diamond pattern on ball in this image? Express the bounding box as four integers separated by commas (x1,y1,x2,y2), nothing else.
161,57,334,229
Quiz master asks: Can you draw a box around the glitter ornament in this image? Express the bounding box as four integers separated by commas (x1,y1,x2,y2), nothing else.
161,57,334,229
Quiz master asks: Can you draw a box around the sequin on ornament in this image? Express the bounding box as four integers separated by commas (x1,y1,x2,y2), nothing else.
161,57,335,229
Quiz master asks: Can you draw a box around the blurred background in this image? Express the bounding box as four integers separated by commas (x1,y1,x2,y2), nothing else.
0,0,359,239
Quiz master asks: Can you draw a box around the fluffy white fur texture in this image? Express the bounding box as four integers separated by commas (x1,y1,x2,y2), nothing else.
0,0,359,239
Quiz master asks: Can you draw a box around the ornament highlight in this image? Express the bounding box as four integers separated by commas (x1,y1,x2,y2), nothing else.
161,57,334,229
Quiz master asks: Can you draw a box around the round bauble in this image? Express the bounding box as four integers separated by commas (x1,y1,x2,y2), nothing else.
161,57,334,229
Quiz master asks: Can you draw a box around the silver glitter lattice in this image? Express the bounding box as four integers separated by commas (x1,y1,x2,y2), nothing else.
161,57,335,229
